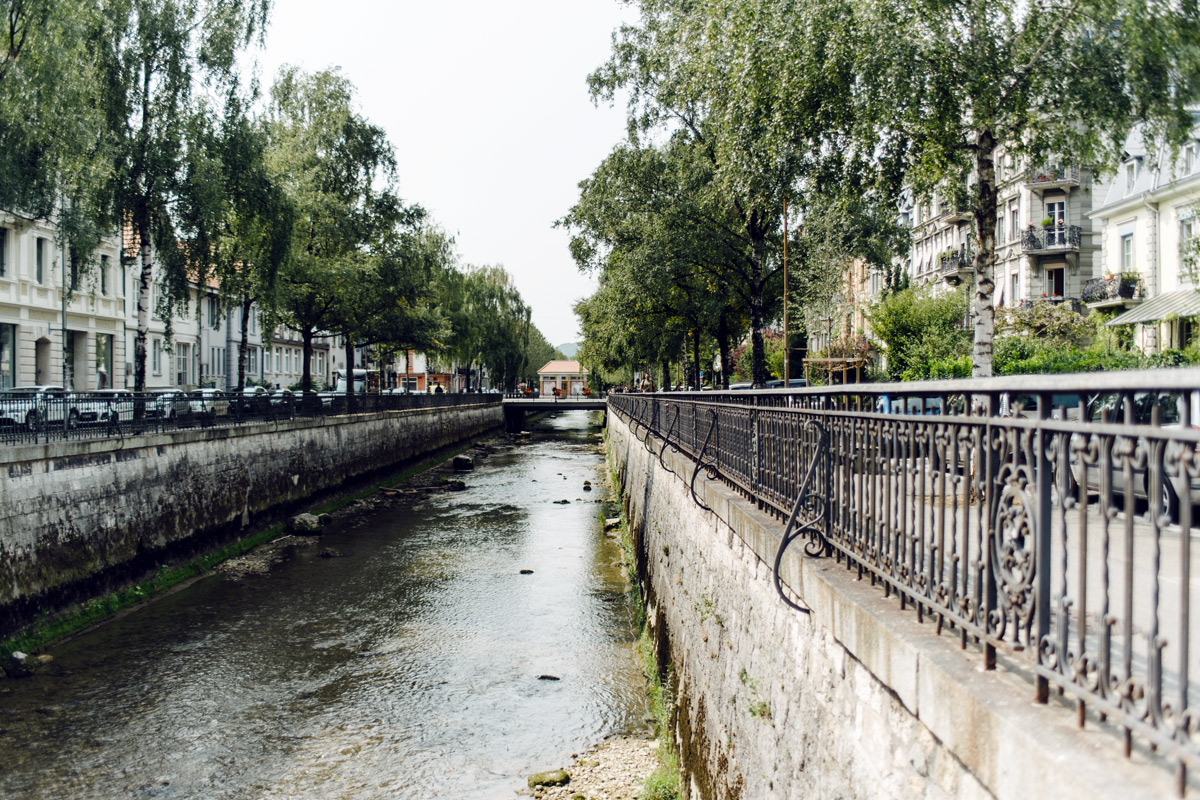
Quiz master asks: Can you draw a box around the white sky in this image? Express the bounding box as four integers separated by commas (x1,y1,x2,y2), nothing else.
254,0,637,349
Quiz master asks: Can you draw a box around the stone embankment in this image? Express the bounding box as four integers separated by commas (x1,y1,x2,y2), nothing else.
0,402,501,639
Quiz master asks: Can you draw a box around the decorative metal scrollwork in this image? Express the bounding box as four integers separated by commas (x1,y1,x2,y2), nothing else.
773,419,829,614
690,409,721,513
991,459,1038,644
657,404,681,477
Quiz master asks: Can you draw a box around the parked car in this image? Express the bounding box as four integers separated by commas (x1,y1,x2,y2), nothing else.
147,389,190,421
1073,390,1200,520
764,378,808,389
87,389,136,426
230,385,271,415
0,386,72,429
269,388,295,409
188,389,229,421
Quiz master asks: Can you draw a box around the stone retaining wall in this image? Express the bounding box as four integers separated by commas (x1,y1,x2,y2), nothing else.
0,403,502,637
607,412,1176,800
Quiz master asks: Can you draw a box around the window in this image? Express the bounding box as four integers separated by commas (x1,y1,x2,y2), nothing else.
36,237,44,283
1046,199,1066,245
274,346,281,373
1125,161,1138,194
1182,210,1196,253
152,338,161,374
1008,200,1020,242
175,342,190,386
100,255,109,295
249,346,259,376
0,323,14,388
0,228,7,277
1185,144,1197,175
1011,272,1020,305
95,334,113,389
208,297,220,327
1047,267,1065,298
1121,234,1134,272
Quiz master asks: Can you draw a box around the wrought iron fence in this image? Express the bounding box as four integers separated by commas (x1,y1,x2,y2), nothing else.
0,389,501,445
610,370,1200,792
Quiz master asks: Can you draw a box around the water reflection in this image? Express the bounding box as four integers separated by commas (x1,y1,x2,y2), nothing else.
0,410,644,799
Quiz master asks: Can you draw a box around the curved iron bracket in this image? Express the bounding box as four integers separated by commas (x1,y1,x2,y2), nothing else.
773,418,830,614
657,404,681,476
689,409,721,512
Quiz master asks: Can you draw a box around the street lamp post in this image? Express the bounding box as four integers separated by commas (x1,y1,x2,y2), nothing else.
782,198,789,385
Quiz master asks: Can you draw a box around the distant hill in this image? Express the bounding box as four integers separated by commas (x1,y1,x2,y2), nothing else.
557,342,579,358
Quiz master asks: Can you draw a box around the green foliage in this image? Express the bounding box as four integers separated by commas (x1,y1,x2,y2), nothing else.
997,301,1095,349
869,287,971,381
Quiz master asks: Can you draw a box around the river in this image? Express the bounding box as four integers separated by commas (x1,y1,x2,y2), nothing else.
0,410,646,799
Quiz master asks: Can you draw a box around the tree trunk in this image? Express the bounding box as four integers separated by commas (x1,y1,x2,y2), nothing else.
691,329,700,390
972,128,999,377
749,235,768,388
301,328,314,392
237,297,252,391
134,216,152,394
716,314,731,389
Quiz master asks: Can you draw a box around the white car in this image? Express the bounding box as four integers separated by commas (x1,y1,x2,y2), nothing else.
81,389,136,426
0,386,72,429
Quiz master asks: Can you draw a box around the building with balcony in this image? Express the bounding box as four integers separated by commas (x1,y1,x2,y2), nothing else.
897,152,1107,311
1090,118,1200,352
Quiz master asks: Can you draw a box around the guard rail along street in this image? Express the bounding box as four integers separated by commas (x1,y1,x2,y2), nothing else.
0,388,501,445
609,367,1200,796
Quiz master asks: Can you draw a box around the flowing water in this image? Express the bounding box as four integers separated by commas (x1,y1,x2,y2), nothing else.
0,410,646,799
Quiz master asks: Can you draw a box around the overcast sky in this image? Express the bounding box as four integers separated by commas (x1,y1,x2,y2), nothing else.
254,0,636,349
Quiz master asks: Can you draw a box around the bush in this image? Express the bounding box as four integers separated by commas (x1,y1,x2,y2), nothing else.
869,286,971,381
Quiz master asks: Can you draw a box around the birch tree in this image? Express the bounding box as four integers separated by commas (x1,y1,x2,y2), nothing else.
100,0,270,391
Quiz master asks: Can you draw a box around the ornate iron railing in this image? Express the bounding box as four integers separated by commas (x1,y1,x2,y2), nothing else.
0,389,501,446
1083,275,1142,304
1025,164,1082,186
1023,224,1083,252
610,370,1200,792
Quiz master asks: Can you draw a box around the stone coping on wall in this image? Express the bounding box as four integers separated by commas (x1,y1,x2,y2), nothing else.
0,402,499,465
627,416,1180,800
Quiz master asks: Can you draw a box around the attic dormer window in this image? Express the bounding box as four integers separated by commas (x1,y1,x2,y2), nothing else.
1124,159,1140,194
1185,143,1198,175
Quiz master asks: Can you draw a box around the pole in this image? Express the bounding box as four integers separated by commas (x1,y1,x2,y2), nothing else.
783,198,789,385
60,196,68,389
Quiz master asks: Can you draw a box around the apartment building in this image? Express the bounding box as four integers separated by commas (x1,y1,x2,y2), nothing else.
0,212,128,390
902,153,1107,309
1090,120,1200,353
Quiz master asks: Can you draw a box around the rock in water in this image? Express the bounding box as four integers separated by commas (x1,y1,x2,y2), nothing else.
3,651,34,678
604,517,621,530
528,769,570,788
453,455,474,472
289,513,322,533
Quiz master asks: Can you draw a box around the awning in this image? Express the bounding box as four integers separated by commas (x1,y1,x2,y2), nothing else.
1106,289,1200,326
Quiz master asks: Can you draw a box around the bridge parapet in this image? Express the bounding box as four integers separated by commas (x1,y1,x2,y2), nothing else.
610,368,1200,792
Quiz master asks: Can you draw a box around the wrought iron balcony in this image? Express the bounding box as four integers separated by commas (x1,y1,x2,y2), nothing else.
1082,274,1141,306
1021,224,1082,254
938,249,973,284
1024,164,1081,192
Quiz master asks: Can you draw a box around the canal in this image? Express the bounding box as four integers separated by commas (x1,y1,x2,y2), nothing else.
0,410,646,799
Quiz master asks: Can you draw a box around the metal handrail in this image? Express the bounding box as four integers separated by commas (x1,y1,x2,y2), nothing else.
610,370,1200,790
0,390,502,446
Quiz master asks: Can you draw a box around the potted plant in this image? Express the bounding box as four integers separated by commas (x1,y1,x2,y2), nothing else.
1040,217,1054,228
